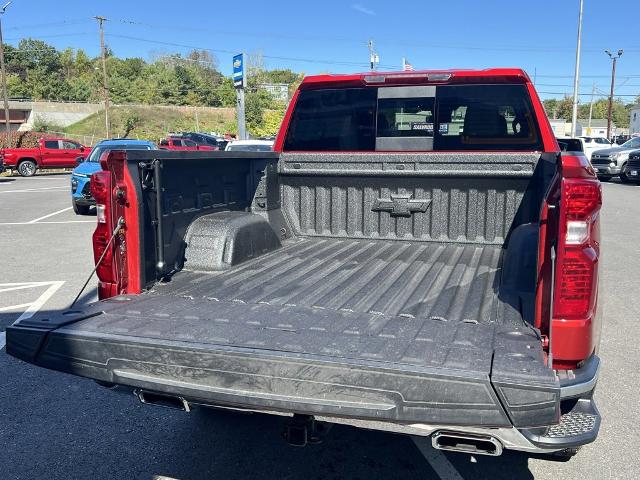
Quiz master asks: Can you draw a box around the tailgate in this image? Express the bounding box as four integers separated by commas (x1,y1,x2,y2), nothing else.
7,293,559,429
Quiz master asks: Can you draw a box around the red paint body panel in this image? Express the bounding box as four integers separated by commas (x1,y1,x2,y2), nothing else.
298,68,531,90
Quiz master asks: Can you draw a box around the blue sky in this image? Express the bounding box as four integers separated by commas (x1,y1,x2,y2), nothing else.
3,0,639,102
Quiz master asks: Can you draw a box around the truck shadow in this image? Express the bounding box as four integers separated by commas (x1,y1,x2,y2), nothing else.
149,407,536,480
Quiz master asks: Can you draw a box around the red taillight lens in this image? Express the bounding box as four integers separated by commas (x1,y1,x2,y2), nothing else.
554,178,601,319
563,182,602,219
555,247,598,318
91,170,111,205
91,170,115,283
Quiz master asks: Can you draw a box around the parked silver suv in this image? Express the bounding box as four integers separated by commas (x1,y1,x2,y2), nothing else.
591,136,640,182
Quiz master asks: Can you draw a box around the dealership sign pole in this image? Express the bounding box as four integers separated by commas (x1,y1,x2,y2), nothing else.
233,53,247,140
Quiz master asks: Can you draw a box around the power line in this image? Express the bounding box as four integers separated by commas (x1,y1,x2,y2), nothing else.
537,91,638,97
106,17,640,54
105,33,398,69
4,19,89,31
4,32,94,41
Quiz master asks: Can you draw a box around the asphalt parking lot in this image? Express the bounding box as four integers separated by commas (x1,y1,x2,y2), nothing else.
0,173,639,480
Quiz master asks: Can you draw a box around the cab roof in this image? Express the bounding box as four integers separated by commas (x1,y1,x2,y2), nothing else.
97,139,156,147
300,68,532,89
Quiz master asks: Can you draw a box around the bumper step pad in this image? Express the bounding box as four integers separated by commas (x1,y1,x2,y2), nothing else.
521,398,600,449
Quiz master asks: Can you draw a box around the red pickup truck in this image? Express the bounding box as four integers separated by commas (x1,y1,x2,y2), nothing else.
1,137,90,176
7,69,602,460
159,137,218,151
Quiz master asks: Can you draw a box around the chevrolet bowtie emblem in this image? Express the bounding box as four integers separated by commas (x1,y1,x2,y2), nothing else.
372,194,432,217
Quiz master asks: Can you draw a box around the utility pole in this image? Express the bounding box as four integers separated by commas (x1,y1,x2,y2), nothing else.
588,83,595,132
0,2,12,146
605,49,623,140
95,16,110,138
570,0,584,138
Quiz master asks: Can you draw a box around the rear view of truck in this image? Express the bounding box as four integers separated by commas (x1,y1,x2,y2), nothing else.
7,69,602,458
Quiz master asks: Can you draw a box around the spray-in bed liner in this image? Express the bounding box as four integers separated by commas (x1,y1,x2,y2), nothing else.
9,237,559,427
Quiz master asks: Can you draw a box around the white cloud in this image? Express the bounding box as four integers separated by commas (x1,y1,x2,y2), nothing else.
351,3,376,16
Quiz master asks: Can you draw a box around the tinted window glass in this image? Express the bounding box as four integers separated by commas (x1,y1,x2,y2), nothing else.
184,140,197,147
284,88,376,151
283,84,541,152
61,140,80,149
435,84,542,151
594,138,609,144
44,140,59,149
160,139,169,146
377,97,435,137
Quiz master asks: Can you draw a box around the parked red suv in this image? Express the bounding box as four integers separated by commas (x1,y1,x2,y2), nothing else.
1,137,90,176
159,137,218,151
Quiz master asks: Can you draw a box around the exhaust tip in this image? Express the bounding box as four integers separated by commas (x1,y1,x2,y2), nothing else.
432,431,503,456
135,389,191,412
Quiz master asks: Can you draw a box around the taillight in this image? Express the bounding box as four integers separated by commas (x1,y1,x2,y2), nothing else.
554,177,601,320
91,170,115,285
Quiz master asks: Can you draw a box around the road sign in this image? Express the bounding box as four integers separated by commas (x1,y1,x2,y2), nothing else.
233,53,245,88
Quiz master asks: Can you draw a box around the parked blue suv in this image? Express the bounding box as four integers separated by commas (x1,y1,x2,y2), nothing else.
71,139,157,215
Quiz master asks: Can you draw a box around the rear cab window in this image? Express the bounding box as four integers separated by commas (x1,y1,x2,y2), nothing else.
283,83,543,152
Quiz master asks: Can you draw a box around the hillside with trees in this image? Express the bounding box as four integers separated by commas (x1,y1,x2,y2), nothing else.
4,38,304,137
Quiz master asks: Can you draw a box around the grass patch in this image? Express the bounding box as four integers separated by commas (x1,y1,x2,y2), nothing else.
64,105,236,145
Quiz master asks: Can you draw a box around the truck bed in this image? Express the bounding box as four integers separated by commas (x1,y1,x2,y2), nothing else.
8,237,559,428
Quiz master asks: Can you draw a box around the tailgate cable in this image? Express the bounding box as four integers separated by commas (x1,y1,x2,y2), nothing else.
70,216,124,308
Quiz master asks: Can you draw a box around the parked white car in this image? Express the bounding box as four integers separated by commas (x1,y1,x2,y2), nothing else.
578,136,612,160
224,140,274,152
556,136,611,161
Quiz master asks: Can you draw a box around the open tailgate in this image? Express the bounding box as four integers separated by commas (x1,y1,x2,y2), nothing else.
7,292,559,429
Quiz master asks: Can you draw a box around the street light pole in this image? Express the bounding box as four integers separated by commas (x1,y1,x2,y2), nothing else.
570,0,584,138
605,49,623,140
0,2,12,147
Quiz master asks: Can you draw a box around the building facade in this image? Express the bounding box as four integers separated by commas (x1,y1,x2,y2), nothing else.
630,106,640,135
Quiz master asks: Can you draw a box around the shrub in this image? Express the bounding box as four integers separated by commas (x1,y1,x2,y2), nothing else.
0,131,50,149
32,115,64,133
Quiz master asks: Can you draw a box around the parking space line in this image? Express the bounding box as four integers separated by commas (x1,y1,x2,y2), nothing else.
27,207,73,224
0,303,33,312
0,187,68,194
0,284,55,294
14,281,65,322
0,282,55,287
412,437,464,480
0,220,95,225
0,281,65,351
